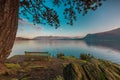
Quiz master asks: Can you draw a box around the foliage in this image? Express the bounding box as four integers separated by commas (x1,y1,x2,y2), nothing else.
69,55,75,58
57,53,65,58
19,0,105,28
80,54,94,61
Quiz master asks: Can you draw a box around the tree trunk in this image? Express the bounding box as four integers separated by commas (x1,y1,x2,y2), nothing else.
0,0,19,63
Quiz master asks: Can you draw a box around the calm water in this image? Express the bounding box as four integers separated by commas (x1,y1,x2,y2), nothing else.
9,40,120,64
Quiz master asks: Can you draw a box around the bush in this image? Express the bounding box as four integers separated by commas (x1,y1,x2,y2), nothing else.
69,55,75,58
57,53,65,58
80,54,93,61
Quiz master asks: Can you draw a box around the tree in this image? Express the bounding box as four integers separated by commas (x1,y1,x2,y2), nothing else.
0,0,19,63
0,0,104,63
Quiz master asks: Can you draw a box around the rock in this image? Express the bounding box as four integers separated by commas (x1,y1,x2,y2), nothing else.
63,59,120,80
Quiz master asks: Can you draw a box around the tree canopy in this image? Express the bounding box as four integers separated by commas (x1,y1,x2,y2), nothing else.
20,0,105,28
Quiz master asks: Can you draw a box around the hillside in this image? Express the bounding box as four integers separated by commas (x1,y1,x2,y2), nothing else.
33,36,81,40
16,37,31,40
83,28,120,41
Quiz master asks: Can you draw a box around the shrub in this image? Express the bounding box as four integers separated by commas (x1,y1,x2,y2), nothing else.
80,54,93,61
57,53,65,58
69,55,75,58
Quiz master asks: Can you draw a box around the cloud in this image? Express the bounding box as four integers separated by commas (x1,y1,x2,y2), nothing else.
18,18,43,32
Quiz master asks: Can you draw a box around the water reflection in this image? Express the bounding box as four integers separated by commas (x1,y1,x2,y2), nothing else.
85,40,120,51
9,40,120,64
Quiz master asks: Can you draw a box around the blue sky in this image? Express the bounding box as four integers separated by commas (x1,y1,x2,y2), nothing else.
17,0,120,38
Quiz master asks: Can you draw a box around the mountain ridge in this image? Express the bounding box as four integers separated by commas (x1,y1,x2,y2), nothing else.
15,37,31,40
16,28,120,41
16,36,82,40
83,28,120,41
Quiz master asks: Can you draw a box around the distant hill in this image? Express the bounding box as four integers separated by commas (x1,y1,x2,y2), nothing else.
33,36,81,40
16,36,81,40
83,28,120,41
16,37,31,40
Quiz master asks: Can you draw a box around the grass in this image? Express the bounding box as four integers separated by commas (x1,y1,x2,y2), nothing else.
27,65,47,69
99,72,106,80
57,53,76,60
21,77,29,80
54,75,64,80
60,56,76,60
5,63,21,69
10,78,19,80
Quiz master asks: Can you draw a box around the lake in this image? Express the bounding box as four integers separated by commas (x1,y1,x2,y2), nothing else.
9,40,120,64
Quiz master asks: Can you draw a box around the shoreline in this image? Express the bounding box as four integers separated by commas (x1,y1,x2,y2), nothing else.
0,54,119,80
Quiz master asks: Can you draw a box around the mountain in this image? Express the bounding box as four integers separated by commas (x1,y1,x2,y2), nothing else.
83,28,120,41
16,37,31,40
16,36,82,40
33,36,81,40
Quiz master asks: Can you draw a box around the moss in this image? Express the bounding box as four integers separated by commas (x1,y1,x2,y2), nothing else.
62,63,67,68
57,53,76,60
99,72,106,80
5,63,21,69
10,78,19,80
5,63,21,75
21,77,29,80
63,63,83,80
54,75,64,80
59,56,77,61
28,65,47,69
80,60,88,63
